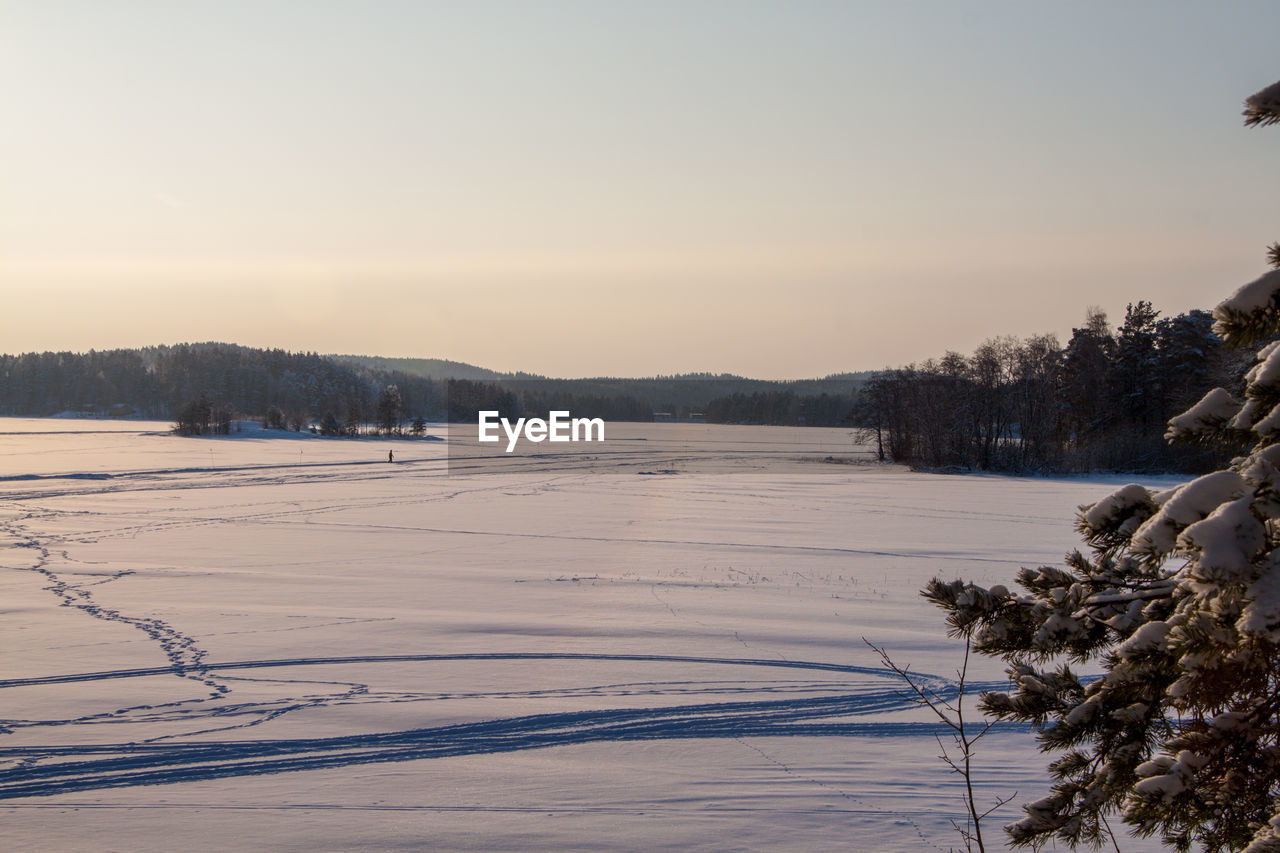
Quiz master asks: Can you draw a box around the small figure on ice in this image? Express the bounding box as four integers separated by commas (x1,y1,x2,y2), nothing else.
388,449,394,463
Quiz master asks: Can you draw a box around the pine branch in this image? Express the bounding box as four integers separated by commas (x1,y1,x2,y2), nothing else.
1244,80,1280,127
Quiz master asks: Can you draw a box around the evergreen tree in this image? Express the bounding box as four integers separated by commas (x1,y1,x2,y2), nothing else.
319,411,343,437
1111,301,1163,437
922,81,1280,852
1155,310,1222,416
1060,308,1116,447
173,395,213,436
375,384,403,435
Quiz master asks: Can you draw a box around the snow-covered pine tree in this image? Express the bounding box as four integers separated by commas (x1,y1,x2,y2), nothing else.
922,81,1280,853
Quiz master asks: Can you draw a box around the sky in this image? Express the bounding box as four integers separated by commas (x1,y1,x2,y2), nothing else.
2,1,1279,379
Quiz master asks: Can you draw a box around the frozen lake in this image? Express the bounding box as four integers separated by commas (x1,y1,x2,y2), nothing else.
0,419,1182,851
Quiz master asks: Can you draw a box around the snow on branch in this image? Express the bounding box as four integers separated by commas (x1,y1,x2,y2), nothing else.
1214,270,1280,346
1165,387,1240,442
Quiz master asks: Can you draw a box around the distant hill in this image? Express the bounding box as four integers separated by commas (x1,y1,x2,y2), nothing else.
328,355,514,381
328,359,874,386
819,371,877,383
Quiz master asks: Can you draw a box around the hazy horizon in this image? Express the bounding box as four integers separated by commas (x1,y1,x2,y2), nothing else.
4,1,1279,378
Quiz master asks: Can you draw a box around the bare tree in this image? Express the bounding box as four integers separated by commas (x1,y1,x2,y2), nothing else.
865,635,1017,853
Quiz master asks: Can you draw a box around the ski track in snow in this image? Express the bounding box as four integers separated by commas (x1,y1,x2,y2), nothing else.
1,494,1020,805
1,506,1017,804
0,650,1019,801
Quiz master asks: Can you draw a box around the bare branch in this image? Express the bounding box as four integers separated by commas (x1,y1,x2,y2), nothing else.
865,639,963,733
866,635,1002,853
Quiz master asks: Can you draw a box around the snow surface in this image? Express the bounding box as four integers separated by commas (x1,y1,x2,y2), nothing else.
0,419,1183,851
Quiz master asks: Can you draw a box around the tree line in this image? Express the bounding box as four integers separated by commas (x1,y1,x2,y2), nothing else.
854,303,1247,473
1,315,1240,471
0,344,870,436
705,390,855,426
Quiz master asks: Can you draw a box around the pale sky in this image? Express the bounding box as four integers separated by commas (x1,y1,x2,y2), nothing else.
2,1,1278,378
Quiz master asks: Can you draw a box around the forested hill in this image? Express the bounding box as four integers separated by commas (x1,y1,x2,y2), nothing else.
0,343,444,424
0,343,871,428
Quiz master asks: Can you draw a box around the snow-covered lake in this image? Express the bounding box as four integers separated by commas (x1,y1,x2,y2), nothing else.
0,419,1183,851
